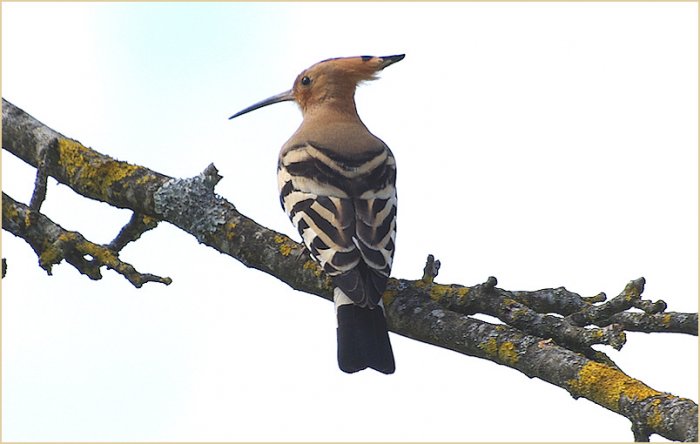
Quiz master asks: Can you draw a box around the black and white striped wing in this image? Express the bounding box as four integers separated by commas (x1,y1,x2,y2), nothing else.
277,142,397,308
331,192,396,308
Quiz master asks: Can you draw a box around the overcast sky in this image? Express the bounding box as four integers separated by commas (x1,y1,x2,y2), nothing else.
2,2,698,441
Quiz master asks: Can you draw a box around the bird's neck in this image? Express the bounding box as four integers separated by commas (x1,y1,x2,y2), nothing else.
304,97,362,123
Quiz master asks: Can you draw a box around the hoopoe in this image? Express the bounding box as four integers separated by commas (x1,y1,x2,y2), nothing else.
229,54,404,374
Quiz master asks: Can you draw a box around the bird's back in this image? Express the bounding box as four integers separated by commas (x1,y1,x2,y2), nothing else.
278,118,396,309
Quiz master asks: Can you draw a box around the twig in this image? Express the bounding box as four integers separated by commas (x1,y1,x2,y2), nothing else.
598,311,698,335
109,212,159,252
28,138,58,211
421,253,440,283
2,192,171,287
569,278,649,326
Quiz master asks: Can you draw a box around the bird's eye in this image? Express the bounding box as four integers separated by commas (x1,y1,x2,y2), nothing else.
301,76,311,86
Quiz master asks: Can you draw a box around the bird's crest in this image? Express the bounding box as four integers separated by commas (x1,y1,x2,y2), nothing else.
292,55,404,113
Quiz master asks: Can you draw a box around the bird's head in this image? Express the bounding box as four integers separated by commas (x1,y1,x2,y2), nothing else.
229,54,404,119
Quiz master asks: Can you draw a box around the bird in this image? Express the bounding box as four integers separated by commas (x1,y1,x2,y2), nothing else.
229,54,404,374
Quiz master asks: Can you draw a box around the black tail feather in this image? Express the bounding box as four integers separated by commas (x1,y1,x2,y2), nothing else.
336,304,395,374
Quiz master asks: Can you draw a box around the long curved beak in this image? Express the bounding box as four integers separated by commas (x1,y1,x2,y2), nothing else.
228,89,295,120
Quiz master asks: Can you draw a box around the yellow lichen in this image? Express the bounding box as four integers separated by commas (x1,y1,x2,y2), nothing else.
2,198,19,221
2,197,32,227
427,284,470,302
479,337,519,365
273,234,294,256
480,337,498,356
498,341,519,365
567,361,661,411
303,260,323,277
56,138,86,179
57,138,139,197
429,284,449,302
80,241,118,267
661,313,672,326
279,243,293,256
39,232,78,266
647,398,664,430
456,287,470,298
226,221,237,240
501,298,529,320
414,280,428,290
135,173,155,186
39,245,62,267
590,329,605,339
382,288,398,306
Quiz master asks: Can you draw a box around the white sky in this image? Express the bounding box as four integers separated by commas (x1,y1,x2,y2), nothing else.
1,2,698,442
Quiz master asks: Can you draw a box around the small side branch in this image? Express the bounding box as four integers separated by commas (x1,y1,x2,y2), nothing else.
421,253,441,283
569,278,649,325
510,286,606,315
600,311,698,335
2,192,171,287
28,137,58,211
29,157,49,210
109,212,159,252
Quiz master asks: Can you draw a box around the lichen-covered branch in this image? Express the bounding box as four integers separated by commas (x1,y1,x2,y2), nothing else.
2,99,170,213
420,275,628,351
28,141,51,211
2,98,330,296
2,192,171,287
108,212,160,252
383,279,698,442
2,98,697,441
600,311,697,335
568,278,665,326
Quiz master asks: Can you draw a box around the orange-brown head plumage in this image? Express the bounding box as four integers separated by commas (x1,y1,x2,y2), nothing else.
229,54,405,120
290,55,404,114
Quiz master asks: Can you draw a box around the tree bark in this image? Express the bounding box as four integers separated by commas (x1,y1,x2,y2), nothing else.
2,98,697,441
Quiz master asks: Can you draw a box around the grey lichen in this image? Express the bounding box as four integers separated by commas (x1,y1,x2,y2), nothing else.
154,165,227,243
431,309,445,318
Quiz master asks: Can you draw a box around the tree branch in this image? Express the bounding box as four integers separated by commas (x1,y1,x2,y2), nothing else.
108,212,160,252
384,277,698,442
2,98,697,441
2,192,171,287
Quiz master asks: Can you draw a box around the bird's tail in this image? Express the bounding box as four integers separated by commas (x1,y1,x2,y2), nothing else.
335,295,395,374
